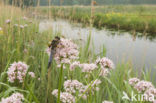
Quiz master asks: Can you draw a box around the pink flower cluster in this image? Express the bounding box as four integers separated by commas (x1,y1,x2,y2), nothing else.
69,58,114,77
6,19,11,24
129,78,140,86
7,61,29,83
129,78,156,101
69,61,80,71
13,24,28,29
52,89,75,103
23,16,28,20
53,79,102,101
0,92,24,103
64,80,84,94
46,38,79,67
63,80,87,100
96,57,114,69
70,62,98,73
14,24,18,27
54,38,79,65
144,87,156,96
0,27,3,34
79,63,97,73
134,80,154,92
96,57,114,77
28,72,35,78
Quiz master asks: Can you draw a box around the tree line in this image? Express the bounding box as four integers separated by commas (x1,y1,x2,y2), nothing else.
7,0,156,7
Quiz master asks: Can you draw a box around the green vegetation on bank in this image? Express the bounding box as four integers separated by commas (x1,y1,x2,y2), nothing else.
38,5,156,34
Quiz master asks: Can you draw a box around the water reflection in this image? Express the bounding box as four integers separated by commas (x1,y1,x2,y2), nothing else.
39,19,156,70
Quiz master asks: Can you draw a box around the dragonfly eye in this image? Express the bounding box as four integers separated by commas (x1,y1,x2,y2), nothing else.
55,36,60,40
55,36,59,38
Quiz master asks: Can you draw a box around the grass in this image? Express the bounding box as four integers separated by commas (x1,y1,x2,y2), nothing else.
37,5,156,35
0,4,156,103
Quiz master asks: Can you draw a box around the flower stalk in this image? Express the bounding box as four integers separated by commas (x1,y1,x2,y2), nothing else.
57,64,64,103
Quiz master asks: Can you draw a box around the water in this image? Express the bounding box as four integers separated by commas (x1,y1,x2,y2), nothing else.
39,19,156,70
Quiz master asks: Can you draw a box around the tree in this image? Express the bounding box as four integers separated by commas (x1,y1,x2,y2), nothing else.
9,0,36,8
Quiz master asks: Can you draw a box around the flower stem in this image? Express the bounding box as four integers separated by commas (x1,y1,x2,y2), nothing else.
57,64,63,103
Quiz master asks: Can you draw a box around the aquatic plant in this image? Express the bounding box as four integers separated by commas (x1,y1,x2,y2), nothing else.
0,92,24,103
79,63,97,73
47,37,116,102
46,38,79,67
129,78,156,102
52,89,75,103
0,27,3,34
28,72,35,78
7,61,29,83
6,19,11,24
63,80,84,94
69,61,80,71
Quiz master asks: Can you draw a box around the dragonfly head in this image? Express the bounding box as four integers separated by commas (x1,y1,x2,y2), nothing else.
49,36,61,49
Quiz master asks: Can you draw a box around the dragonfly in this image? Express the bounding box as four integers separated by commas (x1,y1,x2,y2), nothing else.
47,36,60,69
46,36,60,103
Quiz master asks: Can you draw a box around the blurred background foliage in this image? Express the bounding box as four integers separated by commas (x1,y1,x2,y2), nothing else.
6,0,156,7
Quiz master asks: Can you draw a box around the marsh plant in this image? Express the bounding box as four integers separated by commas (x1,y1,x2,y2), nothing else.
45,37,115,103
